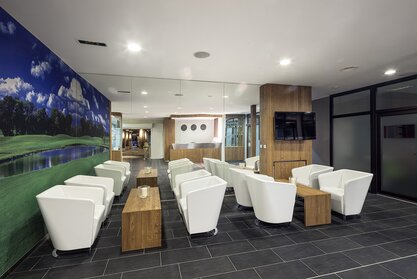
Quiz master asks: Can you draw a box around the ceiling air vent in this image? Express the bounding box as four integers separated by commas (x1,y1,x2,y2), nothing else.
117,90,131,94
78,39,107,47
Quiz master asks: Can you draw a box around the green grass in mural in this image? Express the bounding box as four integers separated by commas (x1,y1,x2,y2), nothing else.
0,134,109,161
0,151,109,277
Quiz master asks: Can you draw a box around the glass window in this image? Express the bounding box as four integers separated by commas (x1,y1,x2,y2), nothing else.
377,79,417,110
225,115,245,147
333,90,370,115
333,114,371,172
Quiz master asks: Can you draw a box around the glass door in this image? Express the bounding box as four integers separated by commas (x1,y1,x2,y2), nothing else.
379,112,417,200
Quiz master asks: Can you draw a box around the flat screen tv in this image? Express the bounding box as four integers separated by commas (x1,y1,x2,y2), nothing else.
274,112,316,140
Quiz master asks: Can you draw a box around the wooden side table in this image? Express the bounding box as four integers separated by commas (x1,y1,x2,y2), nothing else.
121,188,161,252
136,168,158,187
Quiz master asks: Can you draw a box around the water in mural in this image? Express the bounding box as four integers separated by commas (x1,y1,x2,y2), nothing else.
0,9,110,178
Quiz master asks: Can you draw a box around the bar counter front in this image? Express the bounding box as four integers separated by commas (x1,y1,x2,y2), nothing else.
169,143,221,163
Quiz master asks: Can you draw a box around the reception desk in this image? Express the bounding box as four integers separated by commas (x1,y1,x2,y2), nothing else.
170,143,221,163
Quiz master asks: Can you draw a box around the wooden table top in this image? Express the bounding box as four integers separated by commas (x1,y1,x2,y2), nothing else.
137,168,158,178
123,188,161,213
275,179,330,198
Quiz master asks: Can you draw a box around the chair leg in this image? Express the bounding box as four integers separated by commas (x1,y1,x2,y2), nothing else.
254,219,261,227
213,228,218,236
52,249,59,258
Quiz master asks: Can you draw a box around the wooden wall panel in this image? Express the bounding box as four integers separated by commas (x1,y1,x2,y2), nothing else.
225,146,244,161
250,104,257,157
163,118,175,161
260,84,312,179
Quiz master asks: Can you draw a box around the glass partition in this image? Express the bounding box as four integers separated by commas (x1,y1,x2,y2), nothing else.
333,90,370,116
377,79,417,110
333,114,371,171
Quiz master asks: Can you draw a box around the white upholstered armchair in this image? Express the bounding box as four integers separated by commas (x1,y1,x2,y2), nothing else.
245,174,296,224
64,175,115,219
173,169,211,200
179,176,227,235
104,160,131,182
214,161,233,188
229,168,255,207
167,158,191,174
319,169,373,217
245,156,259,170
169,162,194,190
291,164,334,189
94,164,126,196
36,185,105,257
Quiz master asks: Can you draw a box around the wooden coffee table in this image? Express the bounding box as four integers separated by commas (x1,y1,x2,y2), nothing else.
277,179,331,226
137,168,158,187
121,188,161,251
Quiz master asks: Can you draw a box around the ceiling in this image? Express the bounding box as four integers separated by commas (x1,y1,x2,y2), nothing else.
2,0,417,119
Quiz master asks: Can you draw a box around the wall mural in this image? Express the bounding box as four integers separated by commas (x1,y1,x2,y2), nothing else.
0,8,110,275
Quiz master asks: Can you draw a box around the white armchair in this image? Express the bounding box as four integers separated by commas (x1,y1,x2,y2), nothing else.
319,169,373,217
36,185,105,257
174,169,211,201
203,157,212,173
94,164,126,196
167,158,191,174
64,175,115,219
245,156,259,170
291,164,334,189
104,160,131,182
229,168,255,207
245,174,296,224
179,176,227,235
214,161,233,188
169,162,194,190
208,159,220,176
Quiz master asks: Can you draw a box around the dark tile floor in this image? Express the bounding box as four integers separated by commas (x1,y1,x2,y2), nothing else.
6,159,417,279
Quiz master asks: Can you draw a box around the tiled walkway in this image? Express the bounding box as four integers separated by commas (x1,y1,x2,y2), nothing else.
7,159,417,279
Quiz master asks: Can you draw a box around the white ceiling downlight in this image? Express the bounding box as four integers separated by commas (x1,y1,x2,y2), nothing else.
143,105,148,108
194,51,210,58
141,91,148,95
127,42,142,52
384,69,397,76
279,58,292,66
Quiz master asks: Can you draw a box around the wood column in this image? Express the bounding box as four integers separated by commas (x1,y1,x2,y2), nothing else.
259,84,312,179
250,104,257,157
163,118,175,161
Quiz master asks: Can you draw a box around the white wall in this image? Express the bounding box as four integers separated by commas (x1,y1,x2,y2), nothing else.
175,119,214,143
151,123,164,159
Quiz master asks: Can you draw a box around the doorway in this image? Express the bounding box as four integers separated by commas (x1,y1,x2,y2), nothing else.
378,111,417,201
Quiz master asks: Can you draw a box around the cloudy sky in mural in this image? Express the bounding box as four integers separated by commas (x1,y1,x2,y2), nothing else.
0,8,109,133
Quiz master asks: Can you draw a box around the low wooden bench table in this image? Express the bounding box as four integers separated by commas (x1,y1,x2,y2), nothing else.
277,179,331,226
121,188,161,251
136,168,158,187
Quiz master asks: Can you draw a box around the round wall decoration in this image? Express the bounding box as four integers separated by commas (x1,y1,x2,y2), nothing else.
200,124,207,131
191,124,197,131
181,124,187,131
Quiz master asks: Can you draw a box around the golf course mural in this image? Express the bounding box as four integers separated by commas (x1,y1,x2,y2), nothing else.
0,7,110,275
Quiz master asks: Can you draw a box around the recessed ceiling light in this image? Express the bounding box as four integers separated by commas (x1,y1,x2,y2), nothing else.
223,95,229,99
141,91,148,95
145,111,149,113
127,42,142,52
279,58,292,66
194,51,210,58
340,66,359,72
177,106,182,110
143,105,148,108
384,69,397,76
